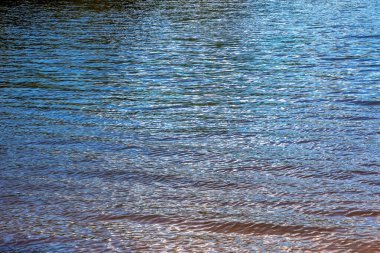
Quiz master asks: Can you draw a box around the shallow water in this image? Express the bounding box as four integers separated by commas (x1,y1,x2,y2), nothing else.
0,0,379,252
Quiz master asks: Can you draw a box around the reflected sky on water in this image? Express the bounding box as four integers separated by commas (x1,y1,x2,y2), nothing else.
0,0,380,252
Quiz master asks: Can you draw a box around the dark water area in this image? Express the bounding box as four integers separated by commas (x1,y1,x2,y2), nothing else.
1,0,379,252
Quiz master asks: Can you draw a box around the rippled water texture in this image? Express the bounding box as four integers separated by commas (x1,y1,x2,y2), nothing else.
1,0,380,252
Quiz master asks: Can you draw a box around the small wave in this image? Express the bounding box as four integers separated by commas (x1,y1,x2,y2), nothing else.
352,100,380,106
305,209,380,217
92,213,338,237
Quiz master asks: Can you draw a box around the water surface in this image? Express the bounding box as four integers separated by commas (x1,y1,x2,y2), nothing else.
1,0,380,252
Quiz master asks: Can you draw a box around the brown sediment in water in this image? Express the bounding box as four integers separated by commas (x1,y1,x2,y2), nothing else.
94,213,338,236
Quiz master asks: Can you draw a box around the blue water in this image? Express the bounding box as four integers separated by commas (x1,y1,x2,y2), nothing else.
1,0,379,252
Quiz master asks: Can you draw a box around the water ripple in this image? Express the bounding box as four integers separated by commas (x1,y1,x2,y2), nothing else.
1,0,379,252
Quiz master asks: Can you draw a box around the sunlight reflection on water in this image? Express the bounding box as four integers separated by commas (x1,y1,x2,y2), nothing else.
0,0,379,252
